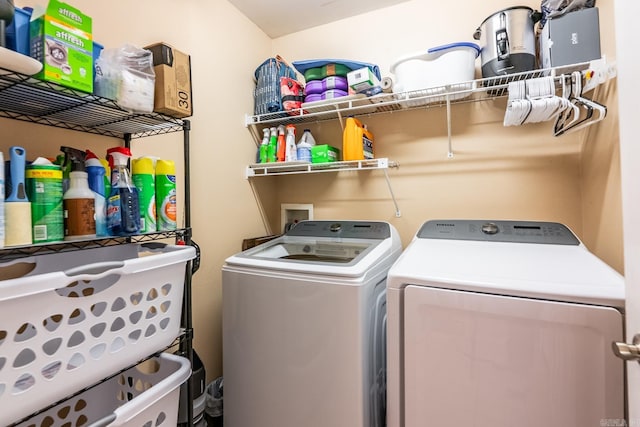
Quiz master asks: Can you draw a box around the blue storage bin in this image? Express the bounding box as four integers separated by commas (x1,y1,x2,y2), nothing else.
6,7,32,55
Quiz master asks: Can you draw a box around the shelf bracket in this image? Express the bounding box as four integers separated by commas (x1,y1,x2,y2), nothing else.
382,167,402,217
446,93,453,158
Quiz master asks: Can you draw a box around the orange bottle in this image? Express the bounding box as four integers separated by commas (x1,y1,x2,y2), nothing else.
342,117,374,161
276,125,286,162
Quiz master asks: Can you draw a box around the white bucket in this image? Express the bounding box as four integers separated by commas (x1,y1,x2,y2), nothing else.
390,42,480,105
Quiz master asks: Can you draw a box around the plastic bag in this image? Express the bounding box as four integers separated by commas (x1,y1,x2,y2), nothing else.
94,44,155,113
540,0,596,27
280,77,305,115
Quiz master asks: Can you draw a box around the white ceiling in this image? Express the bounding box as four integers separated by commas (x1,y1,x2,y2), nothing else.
227,0,411,38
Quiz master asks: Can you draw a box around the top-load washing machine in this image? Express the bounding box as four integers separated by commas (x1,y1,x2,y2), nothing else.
222,220,402,427
386,219,625,427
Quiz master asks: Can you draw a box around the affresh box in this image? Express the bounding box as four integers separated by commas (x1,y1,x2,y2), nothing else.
30,0,93,92
312,144,340,163
144,42,193,118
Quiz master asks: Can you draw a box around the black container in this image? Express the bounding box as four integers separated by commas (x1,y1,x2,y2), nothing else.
178,350,206,426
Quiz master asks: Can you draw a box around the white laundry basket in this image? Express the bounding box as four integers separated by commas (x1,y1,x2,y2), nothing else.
0,243,196,426
390,42,480,106
16,352,191,427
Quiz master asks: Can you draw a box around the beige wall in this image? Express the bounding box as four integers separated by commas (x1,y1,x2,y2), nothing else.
268,0,622,263
3,0,622,382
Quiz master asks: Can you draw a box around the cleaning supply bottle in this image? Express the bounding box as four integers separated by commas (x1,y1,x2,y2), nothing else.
99,158,111,199
132,156,157,233
284,124,297,162
0,151,4,248
106,147,140,236
61,146,95,240
54,153,72,193
267,127,277,162
259,128,269,163
296,129,315,162
26,158,64,243
276,125,286,162
301,129,316,146
343,117,375,161
85,149,108,237
156,159,177,231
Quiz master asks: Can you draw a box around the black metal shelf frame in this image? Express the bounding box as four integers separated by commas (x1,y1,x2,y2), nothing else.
0,66,197,426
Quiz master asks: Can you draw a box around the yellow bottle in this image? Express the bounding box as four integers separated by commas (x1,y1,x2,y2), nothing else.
342,117,374,161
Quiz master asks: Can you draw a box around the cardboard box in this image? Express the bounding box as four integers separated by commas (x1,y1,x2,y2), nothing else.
145,43,192,118
30,0,93,93
311,145,340,163
539,7,601,69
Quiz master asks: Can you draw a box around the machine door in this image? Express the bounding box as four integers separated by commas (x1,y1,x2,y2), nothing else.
403,285,624,427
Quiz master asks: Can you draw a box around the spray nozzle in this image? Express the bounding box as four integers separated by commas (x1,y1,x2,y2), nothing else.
106,146,132,169
60,146,87,172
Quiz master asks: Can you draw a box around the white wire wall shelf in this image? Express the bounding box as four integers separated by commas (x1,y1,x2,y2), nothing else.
246,158,401,217
244,59,613,129
246,158,397,177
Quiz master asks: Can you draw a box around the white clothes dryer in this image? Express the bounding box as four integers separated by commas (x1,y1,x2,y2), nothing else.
386,219,625,427
222,220,402,427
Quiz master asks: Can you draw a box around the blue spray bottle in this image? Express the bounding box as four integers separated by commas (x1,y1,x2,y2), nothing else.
106,147,140,236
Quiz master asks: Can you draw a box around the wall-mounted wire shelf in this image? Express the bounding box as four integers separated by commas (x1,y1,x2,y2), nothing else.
244,59,613,129
246,158,397,177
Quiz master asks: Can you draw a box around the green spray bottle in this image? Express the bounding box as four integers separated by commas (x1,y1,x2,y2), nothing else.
132,157,157,233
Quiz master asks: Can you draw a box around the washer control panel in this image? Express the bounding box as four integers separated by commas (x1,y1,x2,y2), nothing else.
286,221,391,239
417,220,580,245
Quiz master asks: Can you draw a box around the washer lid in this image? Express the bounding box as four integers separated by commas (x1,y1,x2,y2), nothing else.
225,221,402,277
387,221,624,307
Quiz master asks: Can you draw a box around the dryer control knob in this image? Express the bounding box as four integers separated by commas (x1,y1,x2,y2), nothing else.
330,223,342,232
482,222,499,235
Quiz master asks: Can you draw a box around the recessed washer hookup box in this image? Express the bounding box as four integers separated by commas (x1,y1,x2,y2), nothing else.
30,0,93,93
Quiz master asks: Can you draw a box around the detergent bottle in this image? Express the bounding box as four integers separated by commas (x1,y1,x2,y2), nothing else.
61,146,95,240
296,129,315,162
343,117,374,161
106,147,140,236
284,124,297,162
85,149,108,236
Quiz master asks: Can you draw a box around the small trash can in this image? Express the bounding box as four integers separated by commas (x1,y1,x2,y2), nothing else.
205,377,224,427
178,350,207,426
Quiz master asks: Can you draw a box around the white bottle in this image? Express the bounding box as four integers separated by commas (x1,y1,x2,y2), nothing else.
297,129,315,162
64,171,96,240
301,129,316,146
284,125,298,162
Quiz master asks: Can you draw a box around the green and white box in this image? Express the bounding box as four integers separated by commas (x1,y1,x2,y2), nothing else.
311,145,340,163
30,0,93,93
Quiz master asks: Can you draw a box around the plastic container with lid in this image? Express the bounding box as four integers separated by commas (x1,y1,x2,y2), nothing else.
304,76,349,95
390,42,480,105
